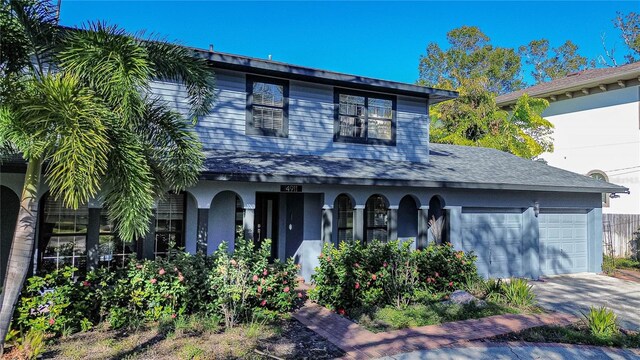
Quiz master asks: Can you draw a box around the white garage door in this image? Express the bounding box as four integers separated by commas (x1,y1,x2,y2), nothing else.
461,210,524,278
539,213,588,275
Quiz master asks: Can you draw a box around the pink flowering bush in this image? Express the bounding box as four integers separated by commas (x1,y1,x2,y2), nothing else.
207,238,298,328
309,240,478,314
14,239,299,334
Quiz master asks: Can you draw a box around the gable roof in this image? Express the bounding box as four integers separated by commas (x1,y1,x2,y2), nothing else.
496,61,640,106
192,49,458,104
201,143,628,194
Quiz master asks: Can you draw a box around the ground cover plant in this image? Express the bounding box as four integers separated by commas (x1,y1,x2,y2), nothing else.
309,240,540,331
5,239,301,359
494,306,640,348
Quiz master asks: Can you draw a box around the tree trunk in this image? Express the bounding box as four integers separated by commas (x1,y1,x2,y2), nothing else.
0,157,42,351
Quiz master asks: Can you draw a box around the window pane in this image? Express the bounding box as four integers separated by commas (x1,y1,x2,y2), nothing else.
253,82,283,107
368,98,392,119
368,118,392,140
155,193,186,258
253,106,283,131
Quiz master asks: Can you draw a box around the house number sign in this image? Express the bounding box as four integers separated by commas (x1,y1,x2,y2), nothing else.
280,185,302,192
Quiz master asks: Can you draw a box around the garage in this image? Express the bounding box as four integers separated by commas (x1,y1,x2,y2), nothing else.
539,212,589,275
461,209,524,278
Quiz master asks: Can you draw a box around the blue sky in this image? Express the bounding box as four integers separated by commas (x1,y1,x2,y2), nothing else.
59,1,639,85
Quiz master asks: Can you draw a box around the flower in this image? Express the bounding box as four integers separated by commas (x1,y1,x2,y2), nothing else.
283,280,288,285
449,281,454,287
82,281,91,287
354,262,360,268
371,274,377,281
263,269,268,276
298,292,303,298
253,275,259,282
49,318,55,326
296,264,302,269
355,282,360,289
171,313,177,319
260,300,267,307
178,273,185,282
383,262,388,268
174,267,178,272
230,259,237,266
435,272,440,277
283,271,288,276
283,286,290,293
326,257,331,262
257,286,263,293
338,309,346,316
319,252,324,258
159,268,166,275
150,278,157,284
136,264,143,269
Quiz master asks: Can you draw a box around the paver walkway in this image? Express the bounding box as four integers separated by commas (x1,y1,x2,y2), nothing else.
292,301,577,359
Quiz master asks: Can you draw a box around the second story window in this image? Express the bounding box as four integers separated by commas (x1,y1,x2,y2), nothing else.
246,75,289,137
334,90,396,145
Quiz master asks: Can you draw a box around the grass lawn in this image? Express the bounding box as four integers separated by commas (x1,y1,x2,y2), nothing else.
352,301,524,333
493,323,640,348
6,318,344,360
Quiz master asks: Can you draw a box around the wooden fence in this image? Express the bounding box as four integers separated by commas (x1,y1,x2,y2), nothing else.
603,214,640,258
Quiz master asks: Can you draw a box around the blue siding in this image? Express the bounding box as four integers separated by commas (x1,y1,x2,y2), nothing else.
150,69,430,162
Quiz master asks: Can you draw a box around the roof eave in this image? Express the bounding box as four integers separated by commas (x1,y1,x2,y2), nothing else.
200,171,629,194
496,68,640,106
193,50,458,103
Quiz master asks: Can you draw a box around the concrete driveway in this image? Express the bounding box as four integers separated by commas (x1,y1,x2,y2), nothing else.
530,273,640,330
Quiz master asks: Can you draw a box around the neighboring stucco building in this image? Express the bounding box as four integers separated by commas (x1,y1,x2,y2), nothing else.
0,50,628,283
496,62,640,215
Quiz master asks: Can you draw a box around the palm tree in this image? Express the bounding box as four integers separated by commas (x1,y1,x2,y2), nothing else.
0,0,215,348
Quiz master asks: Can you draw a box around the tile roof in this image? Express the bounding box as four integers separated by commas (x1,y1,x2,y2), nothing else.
201,143,628,194
496,61,640,105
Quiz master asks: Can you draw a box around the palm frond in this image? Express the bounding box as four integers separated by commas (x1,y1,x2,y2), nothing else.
102,126,155,240
17,73,112,209
143,38,215,118
57,21,151,125
2,0,59,77
137,98,204,193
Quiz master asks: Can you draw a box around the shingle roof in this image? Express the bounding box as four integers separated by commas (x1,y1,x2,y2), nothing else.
496,61,640,105
202,144,628,194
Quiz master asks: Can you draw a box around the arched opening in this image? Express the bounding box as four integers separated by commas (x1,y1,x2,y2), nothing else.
398,195,418,242
588,170,610,207
427,195,447,245
210,191,244,253
334,194,354,243
154,192,187,258
365,194,389,242
38,193,89,275
0,186,20,284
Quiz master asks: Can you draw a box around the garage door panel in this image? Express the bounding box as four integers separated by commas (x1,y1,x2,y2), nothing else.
461,210,523,278
539,213,588,275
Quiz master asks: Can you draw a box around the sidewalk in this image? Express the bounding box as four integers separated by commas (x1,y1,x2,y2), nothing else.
292,301,578,359
377,342,640,360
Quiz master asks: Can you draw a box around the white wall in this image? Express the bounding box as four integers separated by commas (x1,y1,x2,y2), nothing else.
541,86,640,214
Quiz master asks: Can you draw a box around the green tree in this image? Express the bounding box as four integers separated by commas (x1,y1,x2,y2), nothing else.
519,39,591,83
430,77,553,159
0,0,214,349
418,26,524,95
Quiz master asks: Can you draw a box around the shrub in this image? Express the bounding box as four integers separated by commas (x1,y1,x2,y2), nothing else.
500,278,536,308
583,306,619,339
208,238,298,328
12,238,299,337
14,267,98,335
309,240,478,313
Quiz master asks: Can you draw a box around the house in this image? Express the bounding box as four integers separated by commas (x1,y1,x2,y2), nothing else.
496,62,640,255
0,50,628,282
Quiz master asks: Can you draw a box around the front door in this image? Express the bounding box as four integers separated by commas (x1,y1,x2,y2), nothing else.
255,193,279,259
